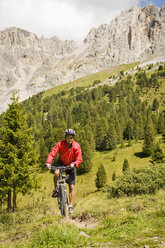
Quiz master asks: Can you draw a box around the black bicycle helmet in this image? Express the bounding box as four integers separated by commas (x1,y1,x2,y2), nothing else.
64,129,76,137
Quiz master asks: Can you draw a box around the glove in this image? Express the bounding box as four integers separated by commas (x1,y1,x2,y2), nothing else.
69,163,76,168
45,163,51,170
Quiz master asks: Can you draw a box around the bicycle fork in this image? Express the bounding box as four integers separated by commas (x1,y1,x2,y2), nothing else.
57,181,68,209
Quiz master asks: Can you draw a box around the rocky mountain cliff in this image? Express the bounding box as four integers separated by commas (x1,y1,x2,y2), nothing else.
0,3,165,113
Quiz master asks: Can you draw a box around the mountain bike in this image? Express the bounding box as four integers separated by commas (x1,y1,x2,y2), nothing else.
51,166,70,216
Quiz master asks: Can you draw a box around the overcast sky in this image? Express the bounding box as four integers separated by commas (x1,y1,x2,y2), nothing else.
0,0,164,42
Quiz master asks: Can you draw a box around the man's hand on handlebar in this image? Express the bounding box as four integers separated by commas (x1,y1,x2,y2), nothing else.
69,163,76,168
45,163,76,169
45,163,51,170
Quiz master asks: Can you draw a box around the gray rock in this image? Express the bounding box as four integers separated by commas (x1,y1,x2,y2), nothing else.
0,3,165,113
80,231,90,238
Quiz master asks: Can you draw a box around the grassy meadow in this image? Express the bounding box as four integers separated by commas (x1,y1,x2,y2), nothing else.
0,139,165,248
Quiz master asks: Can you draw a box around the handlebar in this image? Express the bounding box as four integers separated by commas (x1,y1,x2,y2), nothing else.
50,166,73,171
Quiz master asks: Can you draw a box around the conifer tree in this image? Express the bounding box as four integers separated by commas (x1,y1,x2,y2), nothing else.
143,118,155,156
123,119,134,140
39,137,48,166
85,128,95,152
115,120,122,144
95,164,107,190
122,159,130,173
66,112,73,128
91,88,99,100
54,128,64,144
134,114,144,140
95,117,109,150
105,123,117,150
152,98,159,111
112,172,116,181
27,112,36,128
44,123,54,150
157,113,165,134
77,140,92,175
151,143,165,163
76,130,86,143
76,129,93,174
0,93,38,211
158,65,163,71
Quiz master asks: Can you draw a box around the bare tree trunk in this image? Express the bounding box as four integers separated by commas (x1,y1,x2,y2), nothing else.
7,189,12,211
13,187,17,211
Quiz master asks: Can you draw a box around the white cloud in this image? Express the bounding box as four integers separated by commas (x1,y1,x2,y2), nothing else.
0,0,141,42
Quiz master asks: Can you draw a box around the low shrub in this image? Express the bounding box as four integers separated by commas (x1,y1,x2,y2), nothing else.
107,163,165,198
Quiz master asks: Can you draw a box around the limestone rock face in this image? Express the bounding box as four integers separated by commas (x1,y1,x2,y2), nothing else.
0,27,38,46
0,4,165,113
83,4,165,65
0,27,78,112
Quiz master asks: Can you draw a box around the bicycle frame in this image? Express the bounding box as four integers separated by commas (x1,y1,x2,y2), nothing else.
51,166,71,216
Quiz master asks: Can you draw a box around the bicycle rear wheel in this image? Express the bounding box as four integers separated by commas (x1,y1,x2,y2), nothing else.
59,184,67,216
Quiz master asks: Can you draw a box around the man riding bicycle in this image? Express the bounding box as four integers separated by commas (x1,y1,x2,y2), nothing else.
45,129,82,214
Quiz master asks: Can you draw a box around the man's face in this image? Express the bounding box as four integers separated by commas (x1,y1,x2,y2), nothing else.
66,135,74,144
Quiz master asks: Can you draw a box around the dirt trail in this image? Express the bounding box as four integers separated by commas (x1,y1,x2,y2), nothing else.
62,214,98,229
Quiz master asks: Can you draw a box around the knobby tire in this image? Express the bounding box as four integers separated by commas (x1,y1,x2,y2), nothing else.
59,184,67,216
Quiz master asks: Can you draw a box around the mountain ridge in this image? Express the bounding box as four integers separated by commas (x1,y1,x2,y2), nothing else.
0,3,165,113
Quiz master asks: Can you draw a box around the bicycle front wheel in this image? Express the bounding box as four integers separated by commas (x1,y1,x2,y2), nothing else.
59,184,67,216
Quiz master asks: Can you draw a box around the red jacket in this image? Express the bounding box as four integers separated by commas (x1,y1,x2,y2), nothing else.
46,140,82,168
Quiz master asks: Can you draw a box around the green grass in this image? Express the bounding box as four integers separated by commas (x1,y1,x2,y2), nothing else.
1,191,165,248
1,139,165,248
43,62,139,98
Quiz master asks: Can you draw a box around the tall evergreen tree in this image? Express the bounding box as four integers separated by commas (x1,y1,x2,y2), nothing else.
115,120,122,144
54,128,65,144
85,128,95,152
66,111,73,128
39,137,48,166
105,123,117,150
95,164,107,190
134,114,144,140
123,119,134,140
44,123,54,150
0,94,38,211
95,117,109,150
157,113,165,134
76,130,86,144
77,140,92,175
143,118,155,156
